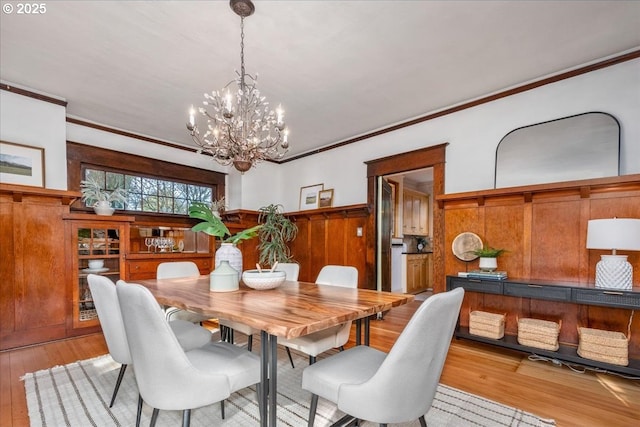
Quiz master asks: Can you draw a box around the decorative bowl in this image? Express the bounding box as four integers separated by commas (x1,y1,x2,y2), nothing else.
242,270,286,290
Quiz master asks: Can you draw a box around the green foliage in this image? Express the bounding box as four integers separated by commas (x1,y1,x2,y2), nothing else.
257,204,298,266
473,246,506,258
80,178,127,206
189,201,261,244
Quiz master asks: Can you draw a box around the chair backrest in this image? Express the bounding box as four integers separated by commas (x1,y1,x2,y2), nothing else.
116,280,229,409
315,265,358,288
156,261,200,279
277,262,300,281
337,287,465,424
87,274,131,364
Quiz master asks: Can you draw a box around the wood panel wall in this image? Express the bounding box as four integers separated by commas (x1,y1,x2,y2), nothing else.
0,184,78,350
437,174,640,355
218,205,369,287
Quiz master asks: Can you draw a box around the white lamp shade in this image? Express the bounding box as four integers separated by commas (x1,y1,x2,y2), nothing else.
586,218,640,251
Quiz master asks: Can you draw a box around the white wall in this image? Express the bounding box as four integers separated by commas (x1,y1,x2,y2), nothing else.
0,89,67,189
241,58,640,211
66,122,226,175
2,58,638,207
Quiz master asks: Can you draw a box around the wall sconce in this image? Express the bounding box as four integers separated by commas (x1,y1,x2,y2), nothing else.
586,218,640,290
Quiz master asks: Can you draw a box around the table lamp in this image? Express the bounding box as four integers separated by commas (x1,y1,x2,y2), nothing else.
586,218,640,290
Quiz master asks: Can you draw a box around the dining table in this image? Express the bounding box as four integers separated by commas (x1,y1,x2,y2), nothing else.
135,276,414,427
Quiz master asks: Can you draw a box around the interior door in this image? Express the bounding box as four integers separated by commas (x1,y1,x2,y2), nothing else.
379,178,392,291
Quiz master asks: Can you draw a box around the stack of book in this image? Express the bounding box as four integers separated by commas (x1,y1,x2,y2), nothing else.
465,270,508,280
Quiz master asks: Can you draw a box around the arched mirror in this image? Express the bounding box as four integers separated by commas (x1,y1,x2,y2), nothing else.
495,112,620,188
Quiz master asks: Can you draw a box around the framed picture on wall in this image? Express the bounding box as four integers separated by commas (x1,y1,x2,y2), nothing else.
299,183,324,210
318,188,334,208
0,141,45,187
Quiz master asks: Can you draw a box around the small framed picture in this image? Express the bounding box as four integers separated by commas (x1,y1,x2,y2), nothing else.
0,141,45,187
299,183,324,210
318,188,334,208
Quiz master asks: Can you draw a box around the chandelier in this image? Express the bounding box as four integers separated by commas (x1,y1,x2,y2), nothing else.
187,0,290,173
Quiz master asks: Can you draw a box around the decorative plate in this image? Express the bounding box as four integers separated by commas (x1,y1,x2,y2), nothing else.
452,232,483,261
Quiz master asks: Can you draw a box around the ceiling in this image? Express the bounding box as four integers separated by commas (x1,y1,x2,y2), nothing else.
2,1,639,161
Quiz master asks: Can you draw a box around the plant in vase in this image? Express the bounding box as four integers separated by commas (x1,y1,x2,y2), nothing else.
472,246,506,272
188,201,261,277
257,203,298,267
80,178,127,216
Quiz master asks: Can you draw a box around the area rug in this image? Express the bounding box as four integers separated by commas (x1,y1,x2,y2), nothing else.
23,349,555,427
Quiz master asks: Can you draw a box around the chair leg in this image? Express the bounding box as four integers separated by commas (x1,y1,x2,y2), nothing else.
109,364,127,407
136,394,143,427
221,399,225,419
248,335,253,352
309,355,316,365
286,347,295,368
308,394,318,427
419,415,427,427
182,409,191,427
150,408,159,427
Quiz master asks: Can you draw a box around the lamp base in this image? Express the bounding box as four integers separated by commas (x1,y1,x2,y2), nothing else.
595,255,632,290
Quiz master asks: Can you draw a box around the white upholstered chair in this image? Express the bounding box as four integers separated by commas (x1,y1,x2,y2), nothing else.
157,261,212,324
87,274,212,408
279,265,359,366
219,262,300,352
116,279,261,427
302,287,465,427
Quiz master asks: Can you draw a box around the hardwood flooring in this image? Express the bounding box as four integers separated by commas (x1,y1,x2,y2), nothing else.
2,300,638,427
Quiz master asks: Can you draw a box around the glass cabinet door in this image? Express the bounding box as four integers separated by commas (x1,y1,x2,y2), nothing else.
73,223,125,328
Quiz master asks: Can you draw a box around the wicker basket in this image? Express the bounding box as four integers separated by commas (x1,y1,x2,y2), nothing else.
577,327,629,366
517,318,561,351
469,310,505,339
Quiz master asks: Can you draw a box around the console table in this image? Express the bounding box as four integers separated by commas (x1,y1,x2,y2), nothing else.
446,276,640,377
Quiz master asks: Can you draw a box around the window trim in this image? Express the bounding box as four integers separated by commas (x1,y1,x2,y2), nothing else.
67,141,225,217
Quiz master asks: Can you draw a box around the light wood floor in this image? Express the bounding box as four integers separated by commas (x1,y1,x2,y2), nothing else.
2,301,638,427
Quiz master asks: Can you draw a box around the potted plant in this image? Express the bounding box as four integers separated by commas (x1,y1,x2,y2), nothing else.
256,203,298,267
473,246,506,272
188,201,262,276
80,178,127,216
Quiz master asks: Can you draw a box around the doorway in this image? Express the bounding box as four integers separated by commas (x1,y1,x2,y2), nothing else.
365,144,447,292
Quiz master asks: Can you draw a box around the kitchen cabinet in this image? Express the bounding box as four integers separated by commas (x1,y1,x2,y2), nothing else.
402,189,429,236
64,214,134,331
406,253,432,293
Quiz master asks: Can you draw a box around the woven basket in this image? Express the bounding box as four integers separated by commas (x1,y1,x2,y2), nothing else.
517,318,561,351
469,310,505,340
577,327,629,366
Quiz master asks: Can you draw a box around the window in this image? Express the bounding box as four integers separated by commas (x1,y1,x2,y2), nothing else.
84,168,213,215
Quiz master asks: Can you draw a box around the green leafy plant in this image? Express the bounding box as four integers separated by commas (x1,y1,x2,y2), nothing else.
257,203,298,266
189,201,261,244
473,246,506,258
80,178,127,206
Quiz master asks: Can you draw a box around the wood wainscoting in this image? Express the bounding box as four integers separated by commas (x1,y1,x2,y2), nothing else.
437,174,640,358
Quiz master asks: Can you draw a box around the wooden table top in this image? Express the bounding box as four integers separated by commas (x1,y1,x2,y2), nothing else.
135,277,414,339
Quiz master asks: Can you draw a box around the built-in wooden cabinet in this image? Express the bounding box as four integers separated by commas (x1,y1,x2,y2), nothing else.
402,189,429,236
406,253,432,293
1,184,78,350
64,214,134,331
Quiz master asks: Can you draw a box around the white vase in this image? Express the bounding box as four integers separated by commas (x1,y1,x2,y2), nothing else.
479,257,498,272
215,243,243,282
209,260,239,292
93,200,114,216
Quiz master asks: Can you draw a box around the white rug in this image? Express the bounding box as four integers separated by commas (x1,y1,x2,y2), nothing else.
23,349,555,427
